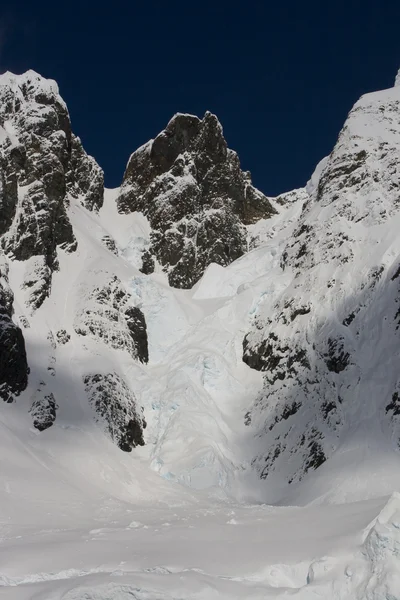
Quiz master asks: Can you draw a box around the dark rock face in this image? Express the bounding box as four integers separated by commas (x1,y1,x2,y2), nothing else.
66,134,104,211
124,306,149,364
0,71,104,310
117,112,276,288
386,392,400,417
324,338,350,374
84,373,146,452
242,313,339,484
0,259,28,403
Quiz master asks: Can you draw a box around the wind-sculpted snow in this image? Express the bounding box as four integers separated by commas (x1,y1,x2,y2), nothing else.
244,83,400,490
117,112,277,288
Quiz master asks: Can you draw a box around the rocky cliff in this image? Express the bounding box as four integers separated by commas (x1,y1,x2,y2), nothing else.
117,112,277,287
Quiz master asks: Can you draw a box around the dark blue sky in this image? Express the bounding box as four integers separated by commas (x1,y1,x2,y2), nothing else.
0,0,399,195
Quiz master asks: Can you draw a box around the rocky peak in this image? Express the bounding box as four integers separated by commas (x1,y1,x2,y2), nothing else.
0,70,104,310
150,112,227,173
117,111,277,288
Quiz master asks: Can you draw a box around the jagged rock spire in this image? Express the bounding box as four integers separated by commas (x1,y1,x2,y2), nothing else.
117,111,277,288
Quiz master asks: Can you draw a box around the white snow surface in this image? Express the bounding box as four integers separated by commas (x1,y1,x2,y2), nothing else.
2,78,400,598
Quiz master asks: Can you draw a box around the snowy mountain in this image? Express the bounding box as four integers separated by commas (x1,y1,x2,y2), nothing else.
1,69,400,599
0,71,146,446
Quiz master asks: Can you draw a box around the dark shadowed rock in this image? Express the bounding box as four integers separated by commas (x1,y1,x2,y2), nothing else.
124,306,149,364
0,258,28,403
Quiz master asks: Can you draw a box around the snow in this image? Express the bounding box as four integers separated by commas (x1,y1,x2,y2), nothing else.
306,155,329,195
0,69,63,105
0,181,396,597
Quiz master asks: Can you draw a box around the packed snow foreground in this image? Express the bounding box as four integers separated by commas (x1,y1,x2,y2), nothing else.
0,70,400,598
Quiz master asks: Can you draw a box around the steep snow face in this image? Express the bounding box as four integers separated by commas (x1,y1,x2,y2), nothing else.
243,83,400,501
117,112,278,288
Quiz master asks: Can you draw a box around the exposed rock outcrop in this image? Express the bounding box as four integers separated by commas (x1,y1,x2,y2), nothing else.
30,391,58,431
243,82,400,486
74,272,149,363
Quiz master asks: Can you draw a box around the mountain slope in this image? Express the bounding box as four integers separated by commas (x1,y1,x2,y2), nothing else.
244,81,400,502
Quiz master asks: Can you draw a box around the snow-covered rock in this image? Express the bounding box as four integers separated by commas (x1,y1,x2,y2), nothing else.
0,72,147,450
0,70,104,310
30,390,58,431
84,372,146,451
74,272,148,363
